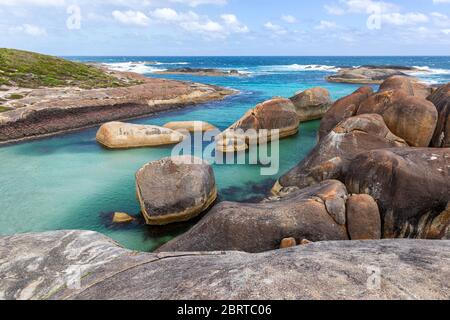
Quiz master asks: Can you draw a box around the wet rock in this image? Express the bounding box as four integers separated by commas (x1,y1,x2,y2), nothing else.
289,87,332,122
345,148,450,238
346,194,381,240
158,180,350,253
276,114,407,190
428,83,450,148
1,230,450,300
96,122,185,149
357,91,438,147
112,212,134,224
136,155,217,225
319,86,373,139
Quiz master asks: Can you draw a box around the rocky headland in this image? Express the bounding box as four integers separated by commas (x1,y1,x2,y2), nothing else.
0,49,234,144
326,65,426,84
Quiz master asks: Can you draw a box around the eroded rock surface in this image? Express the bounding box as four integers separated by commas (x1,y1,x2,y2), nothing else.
428,83,450,147
1,230,449,300
277,114,407,190
136,155,217,225
290,87,332,122
345,148,450,238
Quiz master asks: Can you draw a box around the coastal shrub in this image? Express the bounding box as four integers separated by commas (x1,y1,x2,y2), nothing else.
6,94,24,100
0,48,139,89
0,106,10,112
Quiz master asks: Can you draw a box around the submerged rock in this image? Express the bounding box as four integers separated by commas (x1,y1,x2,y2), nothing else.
428,83,450,148
112,212,134,224
1,230,449,300
289,87,332,122
319,86,373,139
345,148,450,238
357,90,438,147
136,155,217,225
158,180,352,253
96,122,185,149
163,121,217,133
276,114,407,190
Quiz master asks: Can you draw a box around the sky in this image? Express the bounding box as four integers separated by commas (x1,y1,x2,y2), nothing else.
0,0,450,56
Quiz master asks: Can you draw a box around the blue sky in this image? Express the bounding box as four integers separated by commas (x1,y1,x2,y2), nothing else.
0,0,450,56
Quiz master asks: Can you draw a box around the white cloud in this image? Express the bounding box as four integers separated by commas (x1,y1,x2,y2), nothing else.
264,21,287,35
112,10,150,27
221,14,249,33
281,15,297,24
149,8,247,37
168,0,227,7
0,0,65,5
315,20,338,29
381,12,429,26
10,23,47,36
432,12,450,27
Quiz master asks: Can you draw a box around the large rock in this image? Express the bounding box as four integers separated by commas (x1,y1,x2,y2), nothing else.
163,121,217,133
379,76,432,98
216,97,299,152
428,83,450,148
276,114,407,191
319,86,373,139
346,194,381,240
326,66,415,84
345,148,450,238
357,91,438,147
289,87,332,122
1,230,450,300
96,121,185,149
158,180,351,253
136,155,217,225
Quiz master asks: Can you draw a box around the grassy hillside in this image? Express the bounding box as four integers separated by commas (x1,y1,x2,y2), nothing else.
0,48,132,89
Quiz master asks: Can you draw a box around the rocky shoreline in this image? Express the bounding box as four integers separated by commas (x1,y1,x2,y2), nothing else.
1,230,449,300
154,67,243,77
0,71,235,144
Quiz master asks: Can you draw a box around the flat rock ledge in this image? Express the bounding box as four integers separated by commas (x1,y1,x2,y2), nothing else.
0,230,449,300
0,72,234,144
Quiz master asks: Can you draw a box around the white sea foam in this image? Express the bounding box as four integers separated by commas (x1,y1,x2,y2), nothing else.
153,62,190,65
102,62,165,74
410,66,450,75
255,64,340,74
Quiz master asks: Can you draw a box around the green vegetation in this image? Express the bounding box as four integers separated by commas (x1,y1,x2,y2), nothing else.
6,93,24,100
0,106,10,113
0,48,135,89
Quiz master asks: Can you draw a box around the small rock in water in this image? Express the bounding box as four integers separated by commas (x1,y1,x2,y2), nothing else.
280,238,297,249
112,212,134,224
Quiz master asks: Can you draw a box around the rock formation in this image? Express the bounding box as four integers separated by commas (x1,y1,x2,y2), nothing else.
96,122,185,149
326,66,419,84
275,114,407,190
357,90,438,147
345,148,450,238
163,121,217,133
428,83,450,148
289,87,332,122
135,155,217,225
1,230,449,300
158,180,383,253
318,86,373,139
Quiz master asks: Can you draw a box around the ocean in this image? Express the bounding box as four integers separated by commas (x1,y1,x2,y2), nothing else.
1,56,449,251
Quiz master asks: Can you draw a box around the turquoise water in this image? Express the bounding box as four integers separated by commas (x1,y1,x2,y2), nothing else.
1,56,449,252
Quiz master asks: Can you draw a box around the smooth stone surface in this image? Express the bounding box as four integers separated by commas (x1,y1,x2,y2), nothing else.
346,194,381,240
345,148,450,238
280,237,297,249
378,76,432,99
136,155,217,225
158,180,350,253
290,87,332,122
277,114,407,190
357,90,438,147
428,83,450,148
1,230,450,300
163,121,218,133
112,212,134,224
96,122,185,149
319,86,373,139
216,97,300,151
